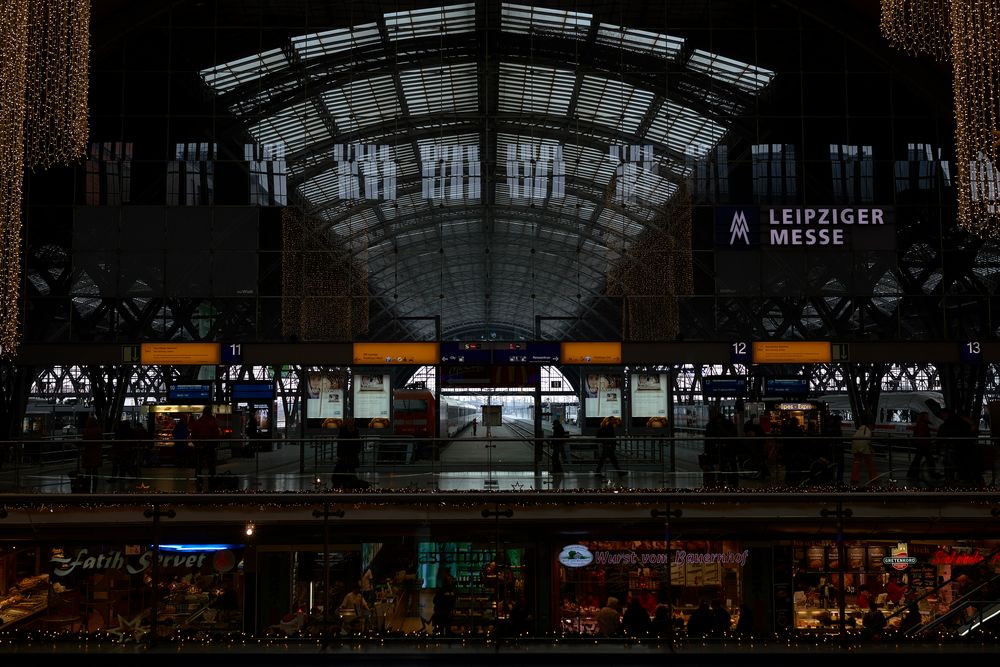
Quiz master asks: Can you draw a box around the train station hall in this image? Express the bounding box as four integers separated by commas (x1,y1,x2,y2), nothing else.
3,0,1000,663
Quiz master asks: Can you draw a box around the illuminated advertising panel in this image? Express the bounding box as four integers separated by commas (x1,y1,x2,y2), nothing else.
304,370,345,431
752,341,831,364
562,342,622,364
353,342,439,365
630,373,668,428
141,343,221,365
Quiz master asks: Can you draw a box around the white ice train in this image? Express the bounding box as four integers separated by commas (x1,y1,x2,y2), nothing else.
815,391,946,438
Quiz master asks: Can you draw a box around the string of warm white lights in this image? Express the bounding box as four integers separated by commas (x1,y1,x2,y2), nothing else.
880,0,951,61
23,0,90,169
607,184,693,341
0,0,29,357
881,0,1000,236
950,0,1000,236
282,207,370,341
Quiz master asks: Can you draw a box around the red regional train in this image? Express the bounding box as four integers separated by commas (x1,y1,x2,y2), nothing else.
392,389,478,440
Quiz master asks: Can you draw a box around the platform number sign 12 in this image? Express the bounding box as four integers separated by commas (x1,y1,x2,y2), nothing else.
961,341,983,364
730,341,752,365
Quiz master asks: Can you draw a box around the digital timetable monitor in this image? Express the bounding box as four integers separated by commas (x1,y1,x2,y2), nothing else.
168,382,213,402
230,381,275,401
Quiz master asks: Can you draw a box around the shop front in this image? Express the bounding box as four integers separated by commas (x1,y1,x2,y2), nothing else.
555,538,762,637
786,538,1000,636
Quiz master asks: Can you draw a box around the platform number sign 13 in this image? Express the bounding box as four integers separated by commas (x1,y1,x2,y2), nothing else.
961,341,983,364
730,341,752,365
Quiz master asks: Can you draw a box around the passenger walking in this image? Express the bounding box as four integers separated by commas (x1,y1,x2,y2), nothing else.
471,417,478,436
594,417,623,478
850,416,878,488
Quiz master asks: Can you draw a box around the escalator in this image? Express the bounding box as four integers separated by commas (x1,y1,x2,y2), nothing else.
904,572,1000,638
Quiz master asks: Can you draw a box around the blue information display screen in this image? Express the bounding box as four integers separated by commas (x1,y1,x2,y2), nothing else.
231,382,275,401
703,376,748,397
168,383,212,401
764,377,808,397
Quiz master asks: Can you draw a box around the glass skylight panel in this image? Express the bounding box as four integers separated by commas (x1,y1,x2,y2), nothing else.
298,168,343,206
632,169,676,206
501,3,591,37
385,4,476,41
596,24,684,60
595,209,643,239
553,143,611,186
291,23,382,61
248,99,327,155
323,75,401,133
687,49,775,92
575,76,653,134
332,208,380,238
646,101,727,156
201,48,288,94
498,63,575,115
400,64,478,115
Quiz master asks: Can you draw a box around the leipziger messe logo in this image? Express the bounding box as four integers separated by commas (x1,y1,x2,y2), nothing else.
715,206,759,248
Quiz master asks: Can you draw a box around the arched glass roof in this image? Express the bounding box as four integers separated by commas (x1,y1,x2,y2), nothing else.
200,2,774,340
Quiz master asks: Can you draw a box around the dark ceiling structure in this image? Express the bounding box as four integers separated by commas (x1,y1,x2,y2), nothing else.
23,0,989,348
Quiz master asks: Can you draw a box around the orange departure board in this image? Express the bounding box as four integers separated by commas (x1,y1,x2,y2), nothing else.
561,342,623,364
752,341,831,364
353,342,440,365
140,342,221,365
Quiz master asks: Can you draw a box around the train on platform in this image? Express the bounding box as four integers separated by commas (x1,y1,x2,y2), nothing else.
674,391,950,439
392,389,478,440
816,391,946,437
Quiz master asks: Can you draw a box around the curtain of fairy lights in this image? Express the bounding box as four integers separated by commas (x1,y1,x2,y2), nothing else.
0,0,29,356
880,0,951,60
24,0,90,169
881,0,1000,236
950,0,1000,236
0,0,89,356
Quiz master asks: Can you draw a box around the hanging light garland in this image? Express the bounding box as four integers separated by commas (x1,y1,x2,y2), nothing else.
0,0,29,357
880,0,952,61
881,0,1000,236
950,0,1000,236
23,0,90,170
0,0,90,357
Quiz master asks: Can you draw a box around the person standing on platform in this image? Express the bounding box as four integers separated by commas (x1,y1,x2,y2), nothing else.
471,417,478,436
332,418,363,488
850,415,878,488
702,408,724,487
594,416,622,478
172,414,190,467
906,411,938,482
111,419,134,482
549,416,569,474
191,405,221,491
80,415,103,493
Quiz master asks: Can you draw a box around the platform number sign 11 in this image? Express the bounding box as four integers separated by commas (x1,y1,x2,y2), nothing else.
730,341,752,365
961,341,983,364
221,343,243,365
